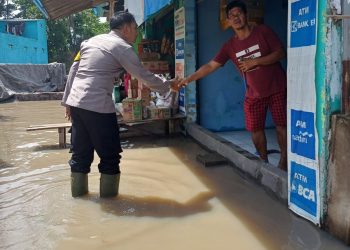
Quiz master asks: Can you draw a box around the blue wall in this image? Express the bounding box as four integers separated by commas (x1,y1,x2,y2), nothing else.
197,0,287,131
0,19,48,64
264,0,288,70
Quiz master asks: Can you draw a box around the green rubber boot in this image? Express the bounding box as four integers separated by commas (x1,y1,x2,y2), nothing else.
71,172,88,197
100,173,120,198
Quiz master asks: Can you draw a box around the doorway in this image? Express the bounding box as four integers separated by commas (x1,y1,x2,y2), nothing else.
196,0,288,166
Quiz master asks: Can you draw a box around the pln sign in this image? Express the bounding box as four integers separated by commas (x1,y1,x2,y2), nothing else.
291,0,317,47
290,162,317,217
291,109,315,160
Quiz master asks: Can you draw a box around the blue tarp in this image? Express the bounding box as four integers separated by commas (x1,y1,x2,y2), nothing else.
144,0,172,20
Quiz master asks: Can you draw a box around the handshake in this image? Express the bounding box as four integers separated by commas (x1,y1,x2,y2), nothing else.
169,77,190,92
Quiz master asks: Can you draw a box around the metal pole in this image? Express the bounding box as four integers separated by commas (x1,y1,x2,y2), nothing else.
6,0,9,19
342,2,350,114
109,0,115,20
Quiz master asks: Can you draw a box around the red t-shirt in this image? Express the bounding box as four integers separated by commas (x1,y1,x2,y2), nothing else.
213,25,287,98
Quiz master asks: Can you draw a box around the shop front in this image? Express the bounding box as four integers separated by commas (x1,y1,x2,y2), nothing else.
118,0,184,127
178,0,349,244
31,0,350,244
119,0,196,127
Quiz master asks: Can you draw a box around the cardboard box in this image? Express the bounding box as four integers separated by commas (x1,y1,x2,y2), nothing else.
142,106,149,119
147,106,171,120
139,98,151,107
142,61,159,71
122,98,142,121
138,89,151,100
139,52,160,61
141,61,169,71
127,89,138,98
138,81,151,90
129,79,138,89
158,61,169,71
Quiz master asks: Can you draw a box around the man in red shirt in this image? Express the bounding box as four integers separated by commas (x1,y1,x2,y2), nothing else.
178,0,287,170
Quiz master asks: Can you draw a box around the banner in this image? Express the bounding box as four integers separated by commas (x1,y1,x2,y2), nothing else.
287,0,320,224
175,7,186,114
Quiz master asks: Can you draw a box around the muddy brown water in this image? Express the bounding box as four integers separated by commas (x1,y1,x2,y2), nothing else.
0,101,348,250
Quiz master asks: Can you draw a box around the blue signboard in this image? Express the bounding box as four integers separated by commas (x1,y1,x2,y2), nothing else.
290,162,317,217
291,0,317,47
175,39,185,59
291,109,315,160
179,87,185,113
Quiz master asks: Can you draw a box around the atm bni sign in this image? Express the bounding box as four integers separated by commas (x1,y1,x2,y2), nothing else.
291,109,315,160
290,161,317,217
290,0,317,47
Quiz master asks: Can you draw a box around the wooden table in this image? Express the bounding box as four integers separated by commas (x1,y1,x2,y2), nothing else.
26,123,72,148
119,113,186,134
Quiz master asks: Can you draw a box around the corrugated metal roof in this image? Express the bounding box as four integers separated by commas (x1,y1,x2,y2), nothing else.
32,0,110,19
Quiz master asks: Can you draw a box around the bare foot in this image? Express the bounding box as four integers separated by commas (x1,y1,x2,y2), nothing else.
278,158,287,171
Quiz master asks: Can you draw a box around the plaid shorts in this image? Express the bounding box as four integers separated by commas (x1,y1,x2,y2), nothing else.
244,90,287,132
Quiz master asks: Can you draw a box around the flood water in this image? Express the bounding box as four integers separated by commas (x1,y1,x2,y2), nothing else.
0,100,348,250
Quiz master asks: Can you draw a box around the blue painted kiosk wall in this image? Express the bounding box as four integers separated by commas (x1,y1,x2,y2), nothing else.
0,19,48,64
196,0,287,131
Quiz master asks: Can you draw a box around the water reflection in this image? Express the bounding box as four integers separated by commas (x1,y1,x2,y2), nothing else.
84,191,214,217
282,217,322,250
0,114,13,121
0,159,16,169
32,144,68,151
0,101,348,250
